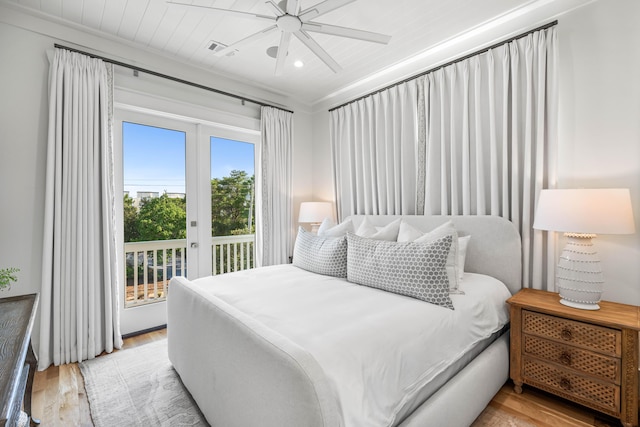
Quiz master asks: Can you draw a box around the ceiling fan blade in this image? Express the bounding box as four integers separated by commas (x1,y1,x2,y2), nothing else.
293,30,342,73
275,32,292,76
286,0,300,15
299,0,357,21
264,0,284,16
214,25,279,57
167,1,275,23
302,22,391,44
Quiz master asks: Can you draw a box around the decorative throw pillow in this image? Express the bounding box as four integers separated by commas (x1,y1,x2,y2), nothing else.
293,227,347,278
355,217,401,241
317,217,355,237
398,221,462,294
346,233,454,310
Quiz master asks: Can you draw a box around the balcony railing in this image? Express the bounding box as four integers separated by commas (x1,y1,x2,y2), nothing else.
124,234,255,308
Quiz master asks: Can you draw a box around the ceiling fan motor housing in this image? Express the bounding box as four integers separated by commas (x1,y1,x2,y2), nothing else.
277,14,302,32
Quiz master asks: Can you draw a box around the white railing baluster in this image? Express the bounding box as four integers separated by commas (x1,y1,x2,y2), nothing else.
133,250,139,303
233,243,238,271
143,250,149,302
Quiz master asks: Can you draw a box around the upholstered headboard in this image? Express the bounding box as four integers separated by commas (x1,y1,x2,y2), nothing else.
346,215,522,295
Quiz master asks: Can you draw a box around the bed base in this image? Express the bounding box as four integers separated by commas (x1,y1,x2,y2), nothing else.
399,332,509,426
168,275,509,427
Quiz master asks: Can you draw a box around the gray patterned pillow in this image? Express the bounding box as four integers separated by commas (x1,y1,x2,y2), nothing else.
346,233,454,309
293,227,347,278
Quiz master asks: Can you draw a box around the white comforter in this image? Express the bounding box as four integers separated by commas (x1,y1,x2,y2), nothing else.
188,264,511,427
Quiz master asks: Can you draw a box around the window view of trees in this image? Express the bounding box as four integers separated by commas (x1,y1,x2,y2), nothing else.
211,170,255,237
124,193,186,243
124,170,255,243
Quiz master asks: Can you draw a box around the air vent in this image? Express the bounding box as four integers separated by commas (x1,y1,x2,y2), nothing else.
207,40,237,56
207,40,227,53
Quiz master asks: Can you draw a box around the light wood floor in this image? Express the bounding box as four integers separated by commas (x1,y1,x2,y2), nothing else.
32,328,624,427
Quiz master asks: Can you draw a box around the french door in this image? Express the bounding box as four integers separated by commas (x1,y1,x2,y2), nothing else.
115,109,258,335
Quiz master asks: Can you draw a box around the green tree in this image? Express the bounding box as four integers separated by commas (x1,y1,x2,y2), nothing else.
123,194,139,243
137,193,187,241
211,170,254,236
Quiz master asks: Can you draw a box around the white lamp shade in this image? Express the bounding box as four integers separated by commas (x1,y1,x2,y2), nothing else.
533,189,635,235
298,202,333,224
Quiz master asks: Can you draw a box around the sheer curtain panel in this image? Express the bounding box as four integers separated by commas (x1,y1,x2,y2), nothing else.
330,81,419,221
256,107,294,266
417,28,558,289
39,49,122,370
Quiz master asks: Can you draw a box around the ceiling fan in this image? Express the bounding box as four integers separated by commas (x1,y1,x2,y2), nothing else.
167,0,392,75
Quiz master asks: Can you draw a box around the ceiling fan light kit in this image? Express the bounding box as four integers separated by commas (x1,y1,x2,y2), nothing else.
168,0,391,75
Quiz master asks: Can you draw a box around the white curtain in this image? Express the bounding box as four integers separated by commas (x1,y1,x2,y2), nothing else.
330,81,419,220
418,28,558,289
256,107,293,266
330,27,558,290
39,49,122,370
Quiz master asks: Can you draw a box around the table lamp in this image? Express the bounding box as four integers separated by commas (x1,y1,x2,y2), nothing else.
298,202,333,234
533,188,635,310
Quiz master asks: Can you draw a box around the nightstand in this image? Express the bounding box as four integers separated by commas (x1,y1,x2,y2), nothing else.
508,288,640,427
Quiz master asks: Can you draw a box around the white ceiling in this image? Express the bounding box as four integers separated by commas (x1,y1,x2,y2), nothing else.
3,0,578,106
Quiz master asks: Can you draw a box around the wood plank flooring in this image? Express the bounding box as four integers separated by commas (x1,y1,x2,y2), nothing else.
31,328,624,426
31,329,167,427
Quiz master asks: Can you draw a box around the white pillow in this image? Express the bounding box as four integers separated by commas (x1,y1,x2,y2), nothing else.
317,218,355,237
355,217,401,241
396,220,426,242
457,235,471,281
397,220,464,294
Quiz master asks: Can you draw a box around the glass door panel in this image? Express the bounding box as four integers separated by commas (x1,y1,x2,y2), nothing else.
122,122,187,308
210,137,255,275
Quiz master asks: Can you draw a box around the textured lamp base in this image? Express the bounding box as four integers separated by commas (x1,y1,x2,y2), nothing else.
556,234,603,311
559,298,600,310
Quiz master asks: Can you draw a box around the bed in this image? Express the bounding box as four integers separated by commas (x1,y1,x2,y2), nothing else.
167,215,522,427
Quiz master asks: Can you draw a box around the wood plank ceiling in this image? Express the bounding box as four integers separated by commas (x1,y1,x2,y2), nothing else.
5,0,545,105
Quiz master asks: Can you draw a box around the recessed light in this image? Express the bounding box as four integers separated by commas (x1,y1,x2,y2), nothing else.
294,60,304,68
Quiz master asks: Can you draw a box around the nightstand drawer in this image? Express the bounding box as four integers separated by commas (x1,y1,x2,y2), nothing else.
523,334,621,383
523,357,620,415
523,310,621,356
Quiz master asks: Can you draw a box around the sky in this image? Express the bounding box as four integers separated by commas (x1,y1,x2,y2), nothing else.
123,122,254,198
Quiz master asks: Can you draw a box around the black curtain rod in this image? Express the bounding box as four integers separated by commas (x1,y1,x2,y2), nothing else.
54,43,294,114
329,20,558,112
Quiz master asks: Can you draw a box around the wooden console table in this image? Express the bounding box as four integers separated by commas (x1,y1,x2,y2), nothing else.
0,294,39,427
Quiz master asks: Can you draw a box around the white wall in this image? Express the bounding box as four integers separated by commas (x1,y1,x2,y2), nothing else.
310,0,640,305
0,22,50,314
556,0,640,305
0,6,315,349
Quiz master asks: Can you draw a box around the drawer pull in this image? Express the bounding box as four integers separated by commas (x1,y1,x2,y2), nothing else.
561,328,573,341
559,351,572,366
559,377,572,391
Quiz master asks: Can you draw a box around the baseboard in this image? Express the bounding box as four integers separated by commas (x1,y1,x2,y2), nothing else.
122,324,167,339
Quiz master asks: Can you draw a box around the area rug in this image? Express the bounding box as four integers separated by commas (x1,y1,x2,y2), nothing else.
79,339,209,426
81,338,534,427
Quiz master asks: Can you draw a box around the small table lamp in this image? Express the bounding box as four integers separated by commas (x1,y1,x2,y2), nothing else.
298,202,333,234
533,188,635,310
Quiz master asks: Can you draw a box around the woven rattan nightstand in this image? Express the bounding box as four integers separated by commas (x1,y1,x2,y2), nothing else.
508,288,640,427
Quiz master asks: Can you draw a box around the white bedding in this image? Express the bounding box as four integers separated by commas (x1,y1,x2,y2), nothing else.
187,264,511,427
